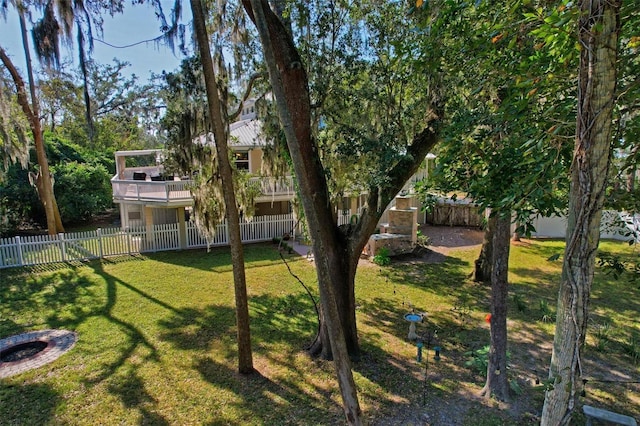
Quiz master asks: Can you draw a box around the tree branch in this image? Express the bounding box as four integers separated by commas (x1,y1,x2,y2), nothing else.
0,46,38,129
228,72,266,120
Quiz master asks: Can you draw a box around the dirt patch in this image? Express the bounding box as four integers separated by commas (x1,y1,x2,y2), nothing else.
382,225,484,266
371,225,547,425
421,225,484,255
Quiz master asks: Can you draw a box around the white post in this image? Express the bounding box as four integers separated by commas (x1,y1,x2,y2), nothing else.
59,233,67,261
97,228,104,258
16,236,24,267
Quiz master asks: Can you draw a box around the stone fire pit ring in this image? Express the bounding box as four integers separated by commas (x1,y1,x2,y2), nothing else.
0,329,77,378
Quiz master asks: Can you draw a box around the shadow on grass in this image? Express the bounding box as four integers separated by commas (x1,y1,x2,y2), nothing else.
145,242,301,273
156,291,343,424
0,258,174,424
195,358,344,425
0,269,102,336
81,261,161,383
106,368,170,426
366,255,490,329
0,383,61,424
354,252,553,423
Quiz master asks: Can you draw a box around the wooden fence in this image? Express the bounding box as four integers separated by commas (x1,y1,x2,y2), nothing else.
426,201,484,227
0,214,296,269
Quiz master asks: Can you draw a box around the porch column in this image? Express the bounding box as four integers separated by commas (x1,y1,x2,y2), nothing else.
177,207,187,249
144,206,154,246
350,197,358,216
119,204,127,229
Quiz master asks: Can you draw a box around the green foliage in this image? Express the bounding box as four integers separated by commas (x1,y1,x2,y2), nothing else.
278,0,446,208
0,132,115,233
52,161,112,224
465,345,512,378
372,247,391,266
539,299,555,323
510,379,524,396
415,0,574,223
512,292,528,313
38,60,161,152
416,229,430,248
598,253,640,285
465,346,489,376
465,346,490,376
621,332,640,365
0,69,30,180
602,1,640,212
591,321,613,353
0,165,40,234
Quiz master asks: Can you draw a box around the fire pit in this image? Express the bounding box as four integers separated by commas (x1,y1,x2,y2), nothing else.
0,329,77,378
1,340,50,362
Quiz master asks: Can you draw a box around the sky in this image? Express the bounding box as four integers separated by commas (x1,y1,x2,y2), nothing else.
2,1,192,83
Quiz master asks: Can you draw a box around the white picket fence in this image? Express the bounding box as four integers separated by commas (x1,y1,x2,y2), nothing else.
0,214,296,269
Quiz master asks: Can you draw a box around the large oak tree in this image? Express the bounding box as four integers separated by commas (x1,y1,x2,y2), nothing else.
242,1,444,423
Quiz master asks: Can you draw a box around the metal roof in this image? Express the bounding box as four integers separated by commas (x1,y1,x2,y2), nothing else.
229,119,265,148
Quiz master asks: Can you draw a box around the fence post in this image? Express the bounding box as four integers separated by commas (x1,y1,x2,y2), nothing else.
127,228,132,255
97,228,104,259
16,236,24,267
59,233,67,261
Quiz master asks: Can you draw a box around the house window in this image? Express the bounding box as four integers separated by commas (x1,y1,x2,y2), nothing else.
234,151,249,170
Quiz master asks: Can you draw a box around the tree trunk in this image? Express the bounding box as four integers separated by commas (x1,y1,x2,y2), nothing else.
244,1,362,423
481,213,511,401
0,45,64,235
541,1,620,424
626,166,635,192
308,249,360,360
77,27,95,145
190,0,253,374
474,214,495,283
243,2,442,422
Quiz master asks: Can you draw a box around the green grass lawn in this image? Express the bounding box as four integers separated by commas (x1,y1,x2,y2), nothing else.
1,239,638,425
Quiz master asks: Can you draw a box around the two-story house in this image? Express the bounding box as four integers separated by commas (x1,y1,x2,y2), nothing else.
111,101,297,232
111,101,435,250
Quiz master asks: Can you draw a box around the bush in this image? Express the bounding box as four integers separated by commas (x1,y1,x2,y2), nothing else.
53,162,113,224
373,247,391,266
0,165,40,235
465,345,511,377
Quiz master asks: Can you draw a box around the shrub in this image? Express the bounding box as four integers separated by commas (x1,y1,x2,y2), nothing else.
416,229,430,248
512,293,528,312
465,345,491,376
53,162,113,223
373,247,391,266
622,332,640,365
539,299,555,323
0,165,40,234
591,321,612,352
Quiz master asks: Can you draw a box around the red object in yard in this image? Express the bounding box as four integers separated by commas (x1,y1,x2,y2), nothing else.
485,313,492,324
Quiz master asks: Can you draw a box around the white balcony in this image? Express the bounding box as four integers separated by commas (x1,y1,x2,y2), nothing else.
111,174,296,205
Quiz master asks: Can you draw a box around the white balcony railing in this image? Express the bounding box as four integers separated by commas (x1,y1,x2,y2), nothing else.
248,176,296,199
111,177,193,203
111,175,296,204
